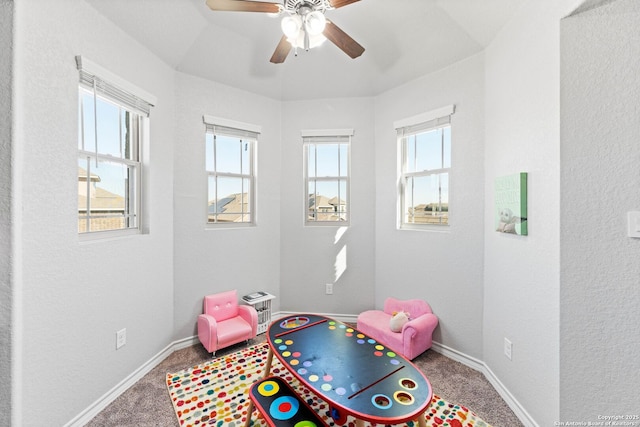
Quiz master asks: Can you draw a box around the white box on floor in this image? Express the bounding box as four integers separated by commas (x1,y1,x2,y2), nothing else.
242,292,275,335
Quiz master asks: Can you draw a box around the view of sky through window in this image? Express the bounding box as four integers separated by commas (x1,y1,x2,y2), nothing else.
79,89,134,197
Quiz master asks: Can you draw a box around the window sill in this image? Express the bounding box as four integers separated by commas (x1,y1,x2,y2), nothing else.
79,228,141,243
398,223,450,233
205,222,256,230
304,221,351,227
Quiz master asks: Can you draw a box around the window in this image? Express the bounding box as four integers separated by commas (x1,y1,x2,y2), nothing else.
204,116,260,226
76,56,155,235
396,105,455,228
303,129,352,225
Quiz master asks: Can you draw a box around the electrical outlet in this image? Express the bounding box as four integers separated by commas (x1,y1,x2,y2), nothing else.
504,338,512,360
325,283,333,295
116,328,127,349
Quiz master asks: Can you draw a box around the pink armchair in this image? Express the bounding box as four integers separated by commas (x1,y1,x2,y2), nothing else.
357,297,438,360
197,290,258,356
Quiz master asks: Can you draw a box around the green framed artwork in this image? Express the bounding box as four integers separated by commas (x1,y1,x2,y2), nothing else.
495,172,528,235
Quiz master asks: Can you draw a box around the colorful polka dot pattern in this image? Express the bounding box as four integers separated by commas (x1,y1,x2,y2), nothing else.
275,321,412,409
166,343,491,427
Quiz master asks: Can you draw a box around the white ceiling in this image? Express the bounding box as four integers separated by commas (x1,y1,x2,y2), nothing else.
85,0,527,100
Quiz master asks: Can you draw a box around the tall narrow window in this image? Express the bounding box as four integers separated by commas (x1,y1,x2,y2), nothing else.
303,129,352,225
204,116,260,226
76,56,155,235
396,106,454,228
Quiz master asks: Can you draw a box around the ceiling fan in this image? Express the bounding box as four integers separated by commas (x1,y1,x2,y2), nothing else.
205,0,365,63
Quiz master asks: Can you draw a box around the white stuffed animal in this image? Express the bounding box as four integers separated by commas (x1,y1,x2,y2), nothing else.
496,207,526,234
389,311,410,333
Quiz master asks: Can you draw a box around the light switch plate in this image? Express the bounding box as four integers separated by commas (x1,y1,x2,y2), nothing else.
627,212,640,238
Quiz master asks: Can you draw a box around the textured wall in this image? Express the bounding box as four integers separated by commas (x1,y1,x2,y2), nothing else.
12,0,175,424
279,97,376,315
0,1,13,425
374,53,485,359
172,72,282,339
561,0,640,419
483,0,585,424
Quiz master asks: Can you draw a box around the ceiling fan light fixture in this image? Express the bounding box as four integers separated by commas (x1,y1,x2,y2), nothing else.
288,31,326,50
305,10,326,36
281,15,302,39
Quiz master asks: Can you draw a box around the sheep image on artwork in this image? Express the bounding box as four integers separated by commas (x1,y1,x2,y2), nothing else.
496,207,527,234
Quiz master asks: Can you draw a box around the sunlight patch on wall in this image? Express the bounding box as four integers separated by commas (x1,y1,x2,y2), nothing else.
334,245,347,282
334,226,347,244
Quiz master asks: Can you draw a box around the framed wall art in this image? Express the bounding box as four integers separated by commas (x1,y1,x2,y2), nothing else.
495,172,528,235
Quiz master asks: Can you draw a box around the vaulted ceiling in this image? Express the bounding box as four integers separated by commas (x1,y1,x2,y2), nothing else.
85,0,527,100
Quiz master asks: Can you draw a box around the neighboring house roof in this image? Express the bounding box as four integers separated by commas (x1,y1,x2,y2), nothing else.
78,167,101,182
308,194,347,221
78,187,125,211
328,196,346,206
208,196,236,214
309,194,345,210
208,193,249,222
308,194,330,209
78,167,125,212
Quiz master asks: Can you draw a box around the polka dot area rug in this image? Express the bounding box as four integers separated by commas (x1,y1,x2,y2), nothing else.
166,343,491,427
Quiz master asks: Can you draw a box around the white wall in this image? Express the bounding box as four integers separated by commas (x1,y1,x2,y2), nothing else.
560,0,640,419
12,0,175,425
373,54,485,359
279,98,376,315
0,1,13,425
483,0,583,425
172,72,282,339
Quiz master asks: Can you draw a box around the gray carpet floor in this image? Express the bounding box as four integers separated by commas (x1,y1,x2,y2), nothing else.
86,334,523,426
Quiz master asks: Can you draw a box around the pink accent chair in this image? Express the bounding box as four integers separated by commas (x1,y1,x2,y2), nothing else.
197,290,258,356
357,297,438,360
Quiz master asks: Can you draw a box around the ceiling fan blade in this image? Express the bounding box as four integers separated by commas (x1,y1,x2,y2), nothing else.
328,0,360,8
270,36,292,64
205,0,280,13
323,20,365,59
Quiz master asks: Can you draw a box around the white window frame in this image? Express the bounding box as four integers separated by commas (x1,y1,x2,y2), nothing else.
204,115,260,228
395,105,455,230
303,129,352,226
76,56,156,239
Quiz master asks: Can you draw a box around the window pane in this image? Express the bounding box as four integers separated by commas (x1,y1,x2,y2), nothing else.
414,129,443,171
307,147,317,178
215,135,241,174
122,111,138,161
95,96,122,158
78,80,143,235
307,179,347,222
206,129,256,225
208,176,251,223
241,140,250,175
404,173,448,225
304,139,349,224
339,143,348,177
405,135,416,173
78,157,135,232
315,144,339,177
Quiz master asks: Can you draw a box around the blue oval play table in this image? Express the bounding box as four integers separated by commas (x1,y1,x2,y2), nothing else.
264,314,431,427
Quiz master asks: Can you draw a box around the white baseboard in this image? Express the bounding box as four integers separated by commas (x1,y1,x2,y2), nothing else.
63,337,194,427
482,364,539,427
430,341,538,427
430,341,485,372
66,312,536,427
